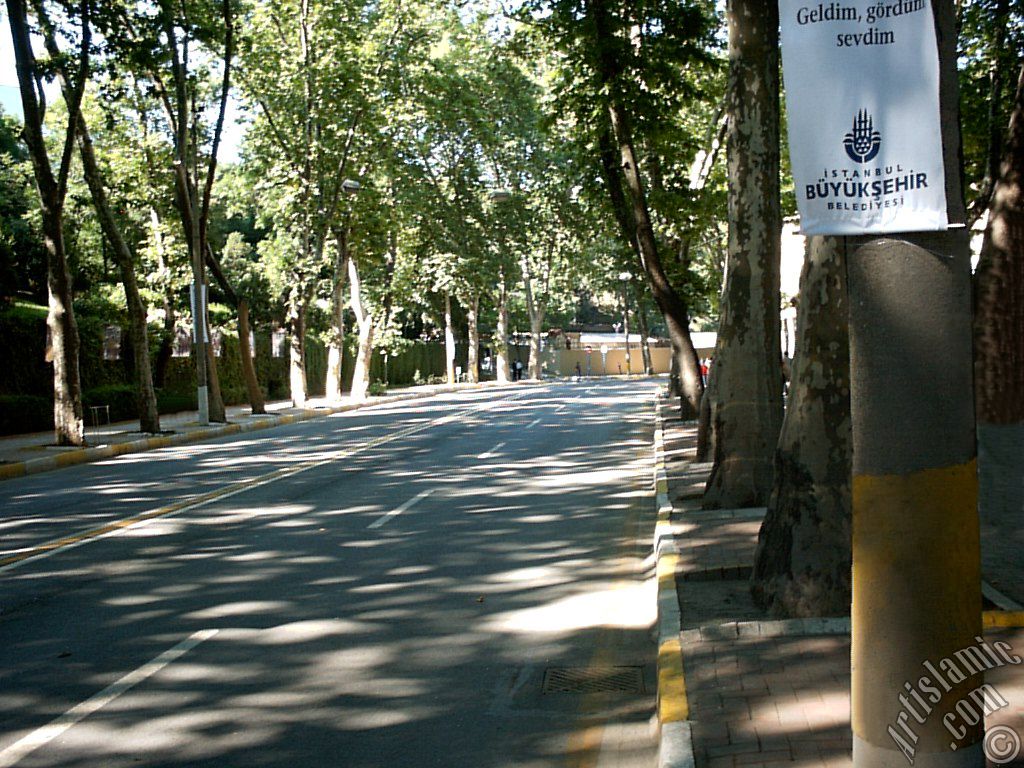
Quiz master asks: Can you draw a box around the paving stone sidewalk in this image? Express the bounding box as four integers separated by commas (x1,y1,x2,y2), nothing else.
660,413,1024,768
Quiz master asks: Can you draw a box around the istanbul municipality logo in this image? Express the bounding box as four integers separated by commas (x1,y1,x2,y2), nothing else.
844,109,881,163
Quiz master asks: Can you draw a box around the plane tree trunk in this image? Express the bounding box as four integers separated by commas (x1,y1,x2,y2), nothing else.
495,275,511,383
349,257,374,400
751,236,851,617
974,64,1024,546
287,288,308,407
8,0,88,446
326,229,350,401
445,292,457,384
466,294,480,383
703,0,784,509
237,299,264,413
38,12,160,434
76,122,161,433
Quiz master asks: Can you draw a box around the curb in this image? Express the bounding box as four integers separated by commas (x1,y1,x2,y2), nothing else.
0,380,539,483
653,394,695,768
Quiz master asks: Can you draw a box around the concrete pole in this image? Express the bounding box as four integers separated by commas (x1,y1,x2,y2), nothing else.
848,4,982,768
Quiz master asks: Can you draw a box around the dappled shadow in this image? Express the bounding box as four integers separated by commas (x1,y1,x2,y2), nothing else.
662,408,1024,768
0,380,662,768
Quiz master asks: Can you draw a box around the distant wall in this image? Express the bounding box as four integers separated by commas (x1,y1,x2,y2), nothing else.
548,343,716,376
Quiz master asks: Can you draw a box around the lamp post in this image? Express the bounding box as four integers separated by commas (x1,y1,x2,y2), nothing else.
618,271,632,376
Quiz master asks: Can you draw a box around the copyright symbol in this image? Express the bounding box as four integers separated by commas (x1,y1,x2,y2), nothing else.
984,725,1021,765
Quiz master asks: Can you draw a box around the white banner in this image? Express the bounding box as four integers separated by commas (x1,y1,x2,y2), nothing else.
780,0,948,235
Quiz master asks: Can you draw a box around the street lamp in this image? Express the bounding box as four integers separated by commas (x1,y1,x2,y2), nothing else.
618,271,632,376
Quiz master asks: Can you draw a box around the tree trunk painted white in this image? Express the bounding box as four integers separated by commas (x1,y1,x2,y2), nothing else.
287,292,308,408
751,236,851,617
445,292,456,384
495,278,511,383
466,294,480,383
703,0,784,509
348,257,374,400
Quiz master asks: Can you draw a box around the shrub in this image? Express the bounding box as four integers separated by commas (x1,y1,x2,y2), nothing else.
156,390,197,415
82,384,138,423
0,394,52,435
367,381,387,397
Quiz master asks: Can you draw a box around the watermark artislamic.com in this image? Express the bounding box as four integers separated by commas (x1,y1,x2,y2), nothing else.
888,636,1022,764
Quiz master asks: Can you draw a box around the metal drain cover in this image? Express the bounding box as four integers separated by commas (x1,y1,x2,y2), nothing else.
542,666,644,694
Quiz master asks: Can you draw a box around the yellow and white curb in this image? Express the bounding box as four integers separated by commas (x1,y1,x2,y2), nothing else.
0,380,541,483
653,394,695,768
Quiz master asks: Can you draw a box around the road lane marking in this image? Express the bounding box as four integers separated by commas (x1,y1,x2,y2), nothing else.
0,389,541,574
526,418,542,429
368,488,435,529
478,442,506,460
0,629,218,768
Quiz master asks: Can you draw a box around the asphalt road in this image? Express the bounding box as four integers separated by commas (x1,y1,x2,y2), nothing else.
0,379,662,768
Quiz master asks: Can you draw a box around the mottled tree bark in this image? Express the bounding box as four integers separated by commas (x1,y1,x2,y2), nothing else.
592,58,702,411
73,116,161,433
205,307,226,422
703,0,784,508
444,292,456,385
326,230,350,401
495,274,511,383
150,207,174,390
521,267,547,381
237,299,265,414
634,285,653,375
349,257,374,400
8,0,87,446
974,64,1024,531
466,294,480,383
752,236,851,617
37,10,161,433
287,290,308,407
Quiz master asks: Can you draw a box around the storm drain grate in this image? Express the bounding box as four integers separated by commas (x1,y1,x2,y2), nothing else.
542,666,644,694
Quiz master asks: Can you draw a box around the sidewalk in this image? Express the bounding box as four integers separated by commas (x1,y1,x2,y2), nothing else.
0,380,525,481
656,405,1024,768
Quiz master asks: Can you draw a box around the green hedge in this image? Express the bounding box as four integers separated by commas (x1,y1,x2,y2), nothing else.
0,304,469,434
0,394,51,435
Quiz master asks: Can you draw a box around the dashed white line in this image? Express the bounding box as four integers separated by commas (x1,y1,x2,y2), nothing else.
0,629,218,768
478,442,506,460
368,489,435,529
526,418,542,429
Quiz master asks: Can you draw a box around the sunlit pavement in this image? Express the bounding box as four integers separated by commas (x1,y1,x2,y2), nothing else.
0,379,662,768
